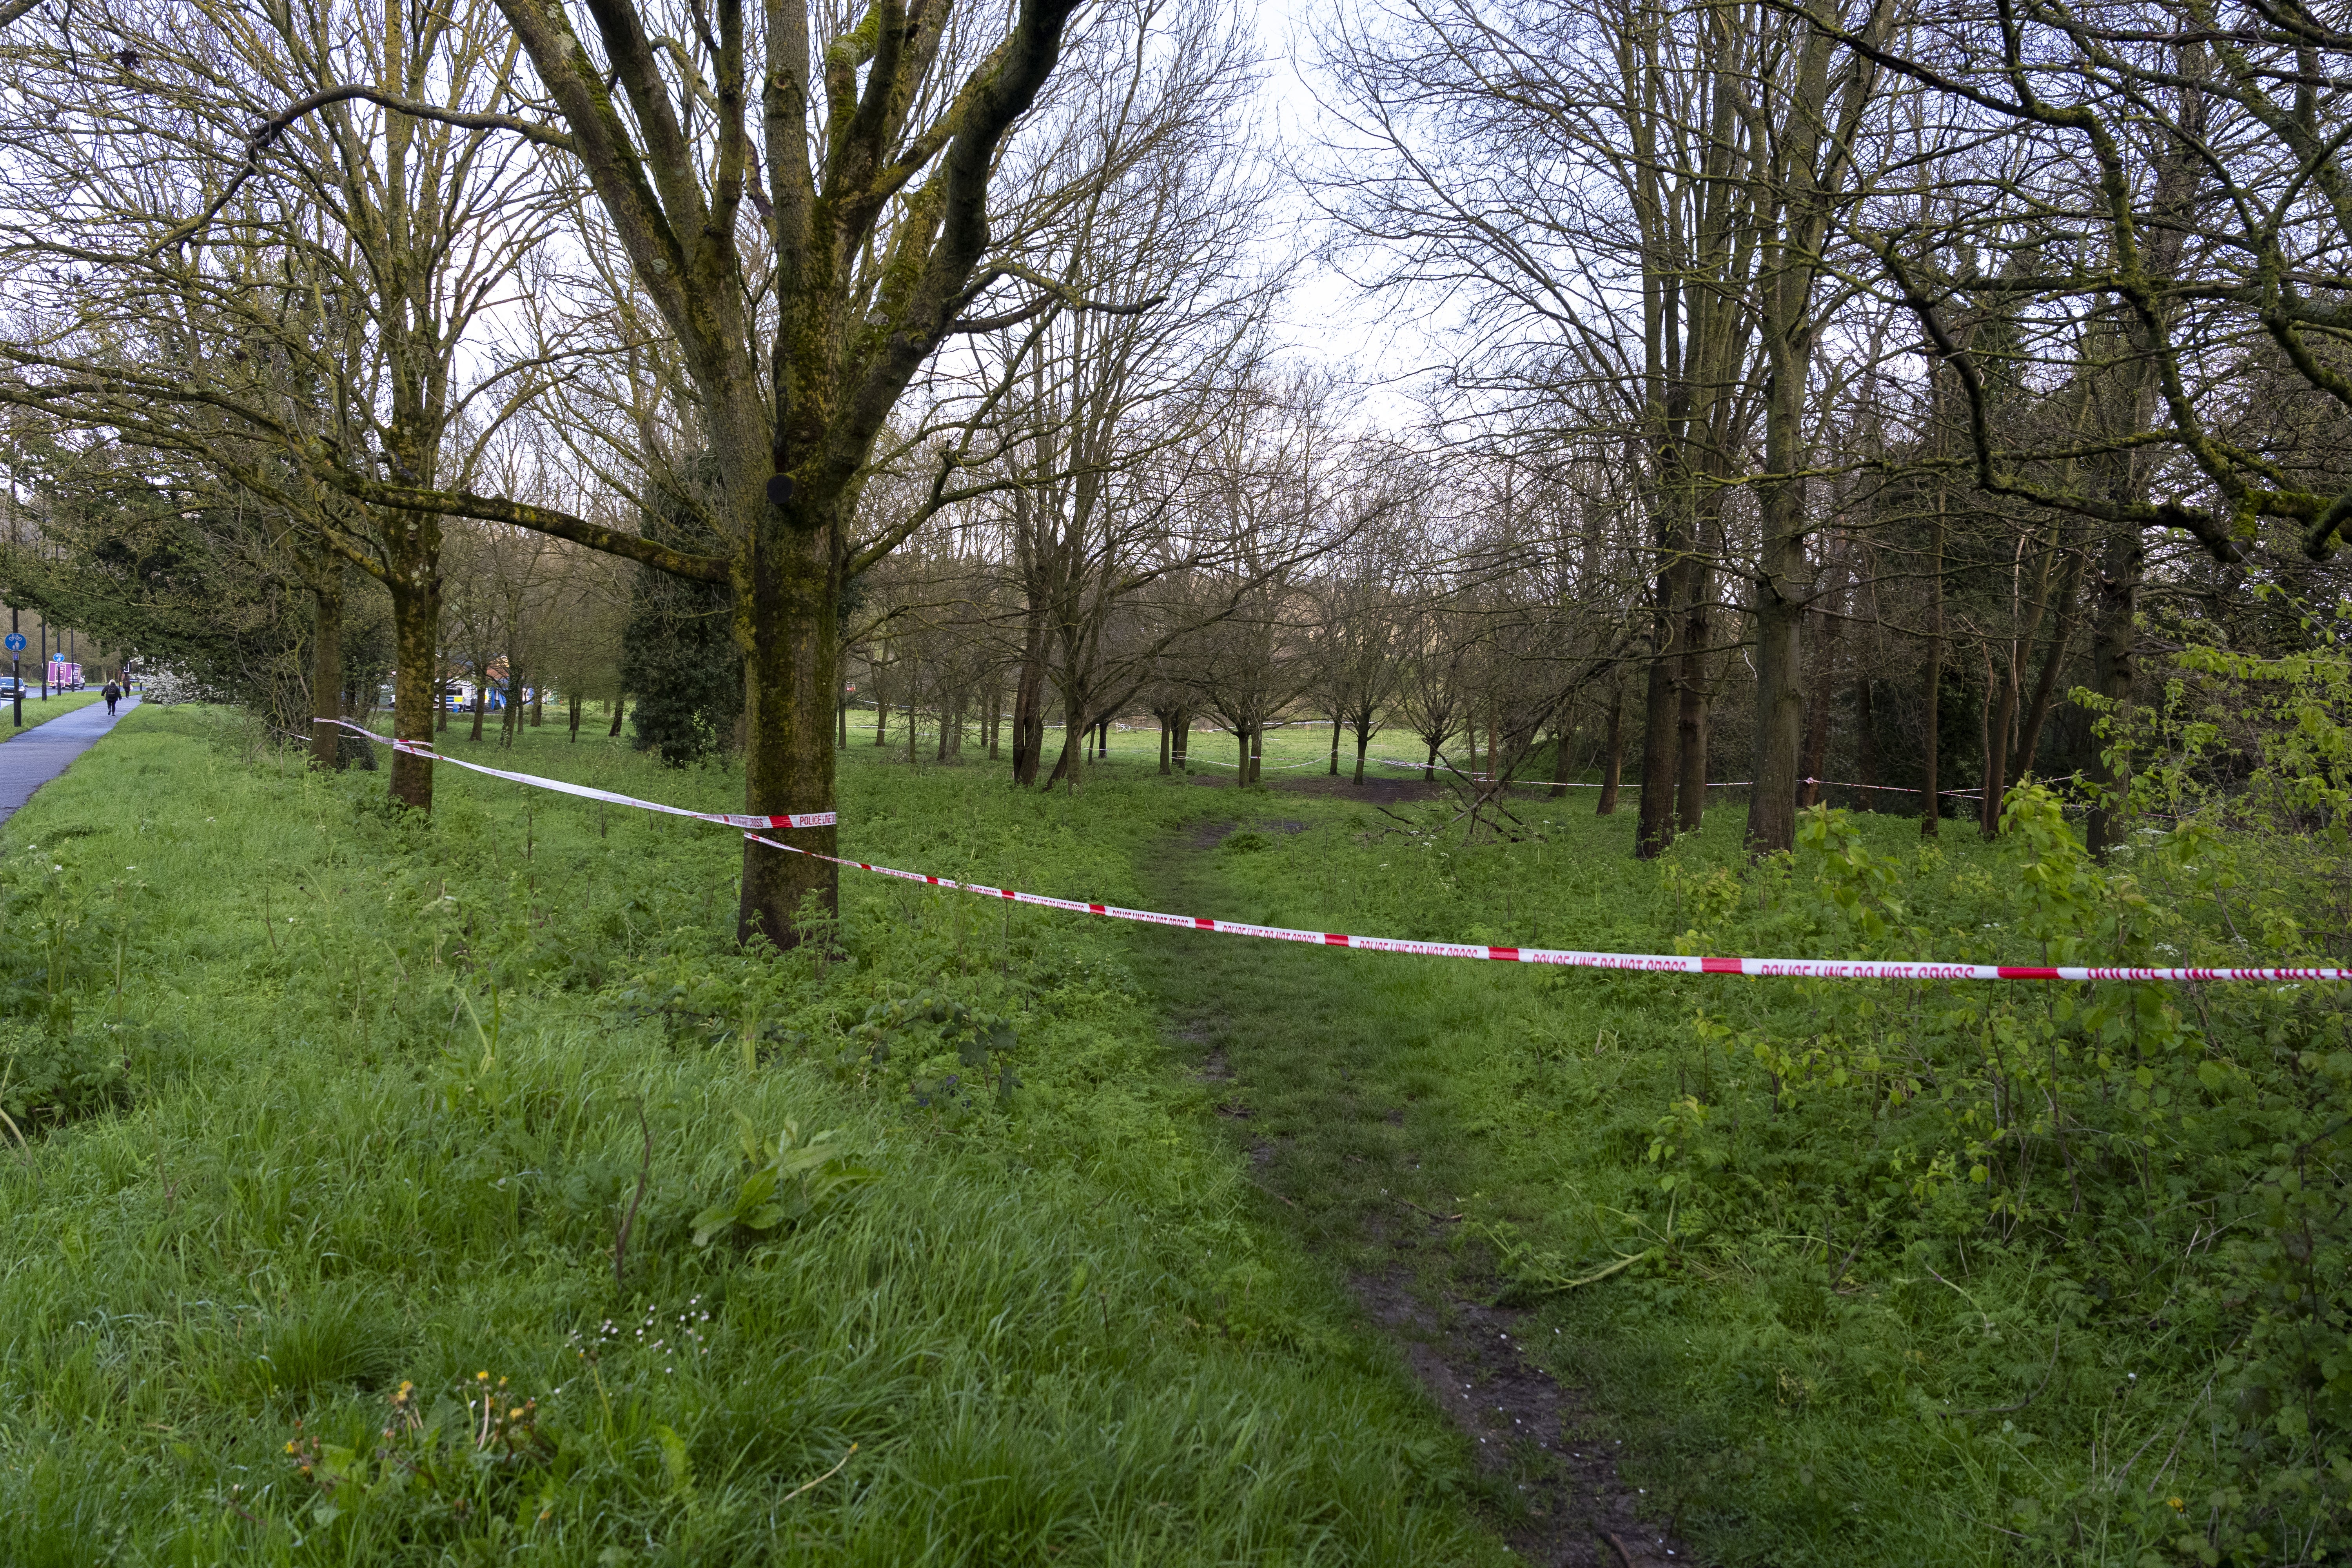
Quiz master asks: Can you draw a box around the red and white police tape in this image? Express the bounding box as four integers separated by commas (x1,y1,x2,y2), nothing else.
735,828,2345,983
312,720,835,829
319,720,2342,984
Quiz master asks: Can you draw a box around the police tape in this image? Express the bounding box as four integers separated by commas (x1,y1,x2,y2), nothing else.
310,720,837,829
734,829,2345,985
314,720,2335,984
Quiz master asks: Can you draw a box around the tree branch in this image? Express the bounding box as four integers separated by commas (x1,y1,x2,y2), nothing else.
156,85,570,253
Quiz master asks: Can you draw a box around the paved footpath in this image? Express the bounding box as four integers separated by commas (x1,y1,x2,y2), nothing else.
0,698,139,826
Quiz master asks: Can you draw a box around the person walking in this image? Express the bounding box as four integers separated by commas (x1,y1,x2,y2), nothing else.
102,679,119,717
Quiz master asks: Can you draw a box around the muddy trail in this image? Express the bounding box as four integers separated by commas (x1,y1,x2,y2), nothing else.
1128,819,1698,1568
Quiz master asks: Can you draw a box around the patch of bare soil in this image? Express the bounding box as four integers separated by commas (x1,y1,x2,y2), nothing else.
1352,1267,1695,1567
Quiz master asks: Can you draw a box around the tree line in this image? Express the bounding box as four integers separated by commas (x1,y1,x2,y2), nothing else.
0,0,2347,944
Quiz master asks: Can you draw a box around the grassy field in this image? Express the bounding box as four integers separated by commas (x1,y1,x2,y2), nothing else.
0,709,1504,1566
1,705,2343,1565
1119,759,2349,1566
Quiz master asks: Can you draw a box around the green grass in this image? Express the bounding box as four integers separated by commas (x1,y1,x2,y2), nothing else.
1138,782,2352,1567
0,688,105,736
7,709,2341,1566
0,710,1503,1565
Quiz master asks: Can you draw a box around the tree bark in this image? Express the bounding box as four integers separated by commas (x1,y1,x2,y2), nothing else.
307,555,345,773
1675,577,1711,835
1011,635,1048,786
735,520,840,949
1855,676,1877,795
1797,591,1840,809
609,695,626,737
2085,523,2142,859
568,689,582,742
1597,686,1624,816
1636,554,1684,858
384,532,440,811
1920,494,1947,837
2014,548,2083,782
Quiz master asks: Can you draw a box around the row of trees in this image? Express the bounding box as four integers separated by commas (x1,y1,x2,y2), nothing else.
0,0,2347,942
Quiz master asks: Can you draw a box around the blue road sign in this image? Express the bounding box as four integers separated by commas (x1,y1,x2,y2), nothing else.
3,635,24,653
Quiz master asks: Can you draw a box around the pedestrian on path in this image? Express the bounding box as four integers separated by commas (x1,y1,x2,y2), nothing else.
102,679,119,717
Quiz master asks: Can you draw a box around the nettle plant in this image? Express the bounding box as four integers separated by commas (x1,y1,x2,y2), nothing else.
835,988,1021,1120
1663,787,2352,1559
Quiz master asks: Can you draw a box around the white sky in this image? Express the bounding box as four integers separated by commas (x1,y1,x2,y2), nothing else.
1244,0,1437,430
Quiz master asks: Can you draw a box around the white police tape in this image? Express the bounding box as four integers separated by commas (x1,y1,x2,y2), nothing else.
315,721,2337,985
733,829,2347,984
310,720,836,829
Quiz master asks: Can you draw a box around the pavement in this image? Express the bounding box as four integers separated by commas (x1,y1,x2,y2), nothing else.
0,697,138,826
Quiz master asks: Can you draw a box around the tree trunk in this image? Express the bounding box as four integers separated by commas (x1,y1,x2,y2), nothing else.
1011,639,1047,786
1983,532,2061,837
1159,716,1172,774
1238,726,1250,781
1354,728,1369,784
2085,523,2142,859
307,562,345,773
733,519,840,952
2014,549,2085,782
1597,686,1624,816
1329,713,1341,775
1675,582,1710,835
568,689,582,742
385,543,439,811
469,684,486,742
1636,554,1686,858
531,684,543,727
1855,676,1877,795
1977,642,1996,833
1980,637,2017,838
1920,494,1946,837
1797,597,1839,810
609,695,626,737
